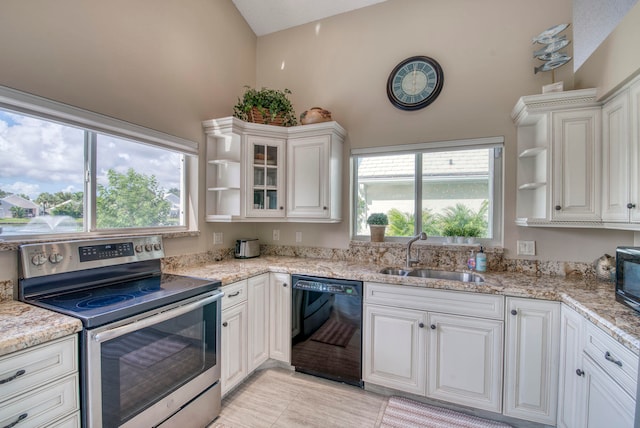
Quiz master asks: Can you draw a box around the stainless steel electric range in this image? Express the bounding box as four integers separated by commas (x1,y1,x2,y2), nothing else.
18,236,223,428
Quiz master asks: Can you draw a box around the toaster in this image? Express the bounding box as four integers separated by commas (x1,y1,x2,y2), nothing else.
235,238,260,259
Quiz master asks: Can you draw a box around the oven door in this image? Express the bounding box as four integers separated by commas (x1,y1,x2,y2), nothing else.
84,290,223,428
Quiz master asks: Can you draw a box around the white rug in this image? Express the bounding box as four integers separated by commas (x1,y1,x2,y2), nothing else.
380,396,512,428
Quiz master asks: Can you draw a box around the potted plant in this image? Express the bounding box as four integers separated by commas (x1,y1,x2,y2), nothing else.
233,86,298,127
367,213,388,242
463,224,482,244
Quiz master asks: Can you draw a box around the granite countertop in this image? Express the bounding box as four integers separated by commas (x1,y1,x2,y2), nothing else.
168,256,640,355
0,301,83,357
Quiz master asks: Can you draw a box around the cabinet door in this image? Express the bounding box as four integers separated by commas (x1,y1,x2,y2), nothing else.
426,313,503,413
602,92,631,222
221,301,248,396
269,273,291,363
557,305,586,428
286,136,330,219
503,297,560,425
248,274,270,372
246,136,286,218
630,79,640,223
582,355,635,428
551,108,601,222
363,304,426,395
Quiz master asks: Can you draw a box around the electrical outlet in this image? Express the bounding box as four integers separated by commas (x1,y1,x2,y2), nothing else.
213,232,223,245
272,229,280,241
296,231,302,243
517,240,536,256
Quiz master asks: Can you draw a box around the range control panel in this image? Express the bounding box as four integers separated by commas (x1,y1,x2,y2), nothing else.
20,235,164,279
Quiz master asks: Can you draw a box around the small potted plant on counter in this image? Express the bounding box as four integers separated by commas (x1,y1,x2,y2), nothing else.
232,86,298,127
463,224,482,244
367,213,388,242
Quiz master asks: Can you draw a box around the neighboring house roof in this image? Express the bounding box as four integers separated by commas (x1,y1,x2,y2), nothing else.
1,194,39,210
357,150,489,179
164,193,180,204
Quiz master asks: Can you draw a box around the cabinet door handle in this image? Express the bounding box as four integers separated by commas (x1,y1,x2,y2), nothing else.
510,309,518,316
576,369,585,376
627,203,636,209
279,206,284,210
430,324,436,330
604,351,623,367
555,205,562,211
418,322,425,328
323,206,327,210
222,321,228,327
282,283,287,287
227,291,240,298
3,413,27,428
0,369,26,384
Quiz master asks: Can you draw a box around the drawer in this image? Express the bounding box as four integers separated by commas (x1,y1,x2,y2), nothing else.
584,322,639,398
0,373,79,428
221,279,248,310
0,335,78,403
49,411,80,428
365,282,504,320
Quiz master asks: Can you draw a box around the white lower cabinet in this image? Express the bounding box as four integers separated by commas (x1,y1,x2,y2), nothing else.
558,304,637,428
269,272,291,363
221,281,248,396
363,282,504,413
248,273,270,371
503,297,560,425
0,335,80,428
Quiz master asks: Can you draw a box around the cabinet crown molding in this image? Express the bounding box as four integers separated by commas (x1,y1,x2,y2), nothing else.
512,88,600,126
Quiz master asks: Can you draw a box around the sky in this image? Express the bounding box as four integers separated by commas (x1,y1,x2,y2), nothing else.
0,110,182,200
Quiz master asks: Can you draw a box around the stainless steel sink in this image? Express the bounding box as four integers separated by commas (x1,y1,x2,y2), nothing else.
379,267,484,283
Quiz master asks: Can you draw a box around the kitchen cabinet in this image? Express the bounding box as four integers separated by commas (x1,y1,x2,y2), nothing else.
269,272,291,363
0,335,80,428
248,273,270,372
202,117,345,223
503,297,560,425
602,77,640,226
512,89,602,226
363,282,504,412
220,279,248,396
557,304,637,428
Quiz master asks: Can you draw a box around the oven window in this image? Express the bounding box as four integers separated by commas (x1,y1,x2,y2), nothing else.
100,302,217,426
623,261,640,296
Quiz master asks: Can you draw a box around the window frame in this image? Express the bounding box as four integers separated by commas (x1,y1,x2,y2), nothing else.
0,85,198,241
351,136,504,246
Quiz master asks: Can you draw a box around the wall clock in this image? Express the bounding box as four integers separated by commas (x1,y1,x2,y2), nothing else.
386,56,444,111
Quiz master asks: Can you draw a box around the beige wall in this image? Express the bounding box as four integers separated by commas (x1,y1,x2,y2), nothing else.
0,0,257,282
574,1,640,99
253,0,635,261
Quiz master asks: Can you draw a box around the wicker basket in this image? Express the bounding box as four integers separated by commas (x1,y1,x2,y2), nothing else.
248,107,285,126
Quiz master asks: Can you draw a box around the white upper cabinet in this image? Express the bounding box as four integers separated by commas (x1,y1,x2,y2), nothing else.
512,89,602,227
202,117,345,223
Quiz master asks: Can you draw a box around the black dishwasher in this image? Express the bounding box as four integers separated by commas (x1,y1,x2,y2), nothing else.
291,274,363,387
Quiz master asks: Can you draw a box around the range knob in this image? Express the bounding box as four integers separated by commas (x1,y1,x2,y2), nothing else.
135,245,143,253
31,254,47,266
153,243,161,251
48,253,64,264
145,244,152,252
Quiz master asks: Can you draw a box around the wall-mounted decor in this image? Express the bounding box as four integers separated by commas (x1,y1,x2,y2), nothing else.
533,24,572,92
386,56,444,111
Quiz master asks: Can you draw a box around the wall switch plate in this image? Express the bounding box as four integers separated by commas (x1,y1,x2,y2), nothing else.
213,232,223,245
517,240,536,256
295,231,302,243
272,229,280,241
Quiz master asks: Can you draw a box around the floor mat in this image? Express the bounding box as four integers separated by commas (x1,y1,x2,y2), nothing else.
380,396,512,428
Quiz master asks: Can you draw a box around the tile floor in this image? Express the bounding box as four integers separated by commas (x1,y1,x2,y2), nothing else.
210,368,387,428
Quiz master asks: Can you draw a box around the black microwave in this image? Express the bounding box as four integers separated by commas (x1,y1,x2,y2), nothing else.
615,247,640,312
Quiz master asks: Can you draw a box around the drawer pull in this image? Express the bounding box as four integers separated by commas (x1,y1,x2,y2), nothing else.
0,369,26,385
227,291,241,298
418,322,425,328
604,351,623,367
576,369,585,376
3,413,27,428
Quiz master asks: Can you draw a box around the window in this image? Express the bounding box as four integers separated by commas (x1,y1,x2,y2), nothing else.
0,86,197,239
352,137,503,245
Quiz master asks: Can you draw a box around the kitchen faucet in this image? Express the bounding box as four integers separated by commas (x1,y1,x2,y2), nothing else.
406,232,428,267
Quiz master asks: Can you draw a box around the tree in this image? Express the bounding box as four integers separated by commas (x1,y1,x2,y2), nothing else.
387,208,440,237
96,168,171,228
10,206,26,218
0,189,9,199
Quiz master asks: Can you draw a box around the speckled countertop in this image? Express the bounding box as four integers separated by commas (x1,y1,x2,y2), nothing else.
167,256,640,355
0,301,82,357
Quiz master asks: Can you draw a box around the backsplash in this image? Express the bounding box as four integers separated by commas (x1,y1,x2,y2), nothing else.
163,241,598,278
0,280,13,302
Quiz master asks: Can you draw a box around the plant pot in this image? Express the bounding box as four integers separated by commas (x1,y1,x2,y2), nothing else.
444,236,454,244
455,236,465,244
369,225,386,242
248,107,285,126
467,237,476,244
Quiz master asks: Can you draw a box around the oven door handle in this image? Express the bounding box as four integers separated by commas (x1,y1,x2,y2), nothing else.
93,290,224,343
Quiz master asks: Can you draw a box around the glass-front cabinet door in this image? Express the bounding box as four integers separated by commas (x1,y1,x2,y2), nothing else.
246,136,285,218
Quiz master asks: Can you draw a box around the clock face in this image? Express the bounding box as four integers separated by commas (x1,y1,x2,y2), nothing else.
387,56,444,111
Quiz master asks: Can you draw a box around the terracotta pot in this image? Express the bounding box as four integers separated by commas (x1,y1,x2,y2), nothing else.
369,225,386,242
300,107,332,125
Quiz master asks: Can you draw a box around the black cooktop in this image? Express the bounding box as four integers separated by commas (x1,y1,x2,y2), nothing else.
26,273,220,328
